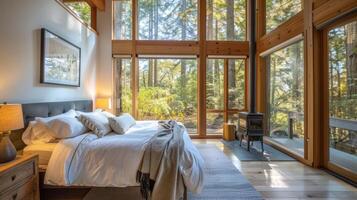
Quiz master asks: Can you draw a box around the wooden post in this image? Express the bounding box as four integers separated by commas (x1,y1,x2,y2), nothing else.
198,0,207,136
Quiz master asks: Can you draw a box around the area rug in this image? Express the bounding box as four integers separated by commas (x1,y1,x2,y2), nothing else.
221,140,295,161
189,144,263,200
84,144,263,200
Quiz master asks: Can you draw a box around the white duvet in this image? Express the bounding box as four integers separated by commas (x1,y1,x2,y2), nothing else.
45,121,204,193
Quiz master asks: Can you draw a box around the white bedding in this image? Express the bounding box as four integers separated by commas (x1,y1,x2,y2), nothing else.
44,121,204,193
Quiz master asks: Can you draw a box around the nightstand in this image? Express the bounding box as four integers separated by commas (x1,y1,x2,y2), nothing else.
0,154,39,200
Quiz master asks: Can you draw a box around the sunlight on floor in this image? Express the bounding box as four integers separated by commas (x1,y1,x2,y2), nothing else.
193,139,357,199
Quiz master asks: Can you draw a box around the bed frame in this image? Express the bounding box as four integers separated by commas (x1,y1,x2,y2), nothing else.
14,100,188,200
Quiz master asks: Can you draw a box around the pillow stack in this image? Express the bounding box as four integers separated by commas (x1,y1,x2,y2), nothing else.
22,109,137,145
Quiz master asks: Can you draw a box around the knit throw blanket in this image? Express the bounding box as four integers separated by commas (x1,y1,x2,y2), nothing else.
136,120,185,200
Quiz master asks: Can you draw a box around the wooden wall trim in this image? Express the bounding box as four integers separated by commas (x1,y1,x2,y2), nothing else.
313,0,357,29
257,11,304,53
136,41,199,55
206,41,249,56
112,40,133,55
112,40,250,56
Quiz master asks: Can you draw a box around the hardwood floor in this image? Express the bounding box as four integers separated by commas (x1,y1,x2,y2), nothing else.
193,139,357,200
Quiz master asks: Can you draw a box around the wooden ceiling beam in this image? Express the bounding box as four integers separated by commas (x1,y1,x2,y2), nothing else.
313,0,357,29
86,0,105,11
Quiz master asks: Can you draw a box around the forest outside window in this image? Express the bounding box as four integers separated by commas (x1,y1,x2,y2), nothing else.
266,41,304,156
113,0,132,39
265,0,302,33
206,58,246,134
114,57,132,115
63,1,92,25
138,0,198,40
138,58,198,134
327,19,357,173
206,0,246,41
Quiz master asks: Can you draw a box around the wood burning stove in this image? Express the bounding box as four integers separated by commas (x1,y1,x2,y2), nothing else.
237,0,264,152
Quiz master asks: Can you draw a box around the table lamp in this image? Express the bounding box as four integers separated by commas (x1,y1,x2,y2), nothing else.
0,103,24,163
96,98,112,111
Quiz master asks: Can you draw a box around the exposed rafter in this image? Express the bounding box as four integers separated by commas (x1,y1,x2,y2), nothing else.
85,0,105,11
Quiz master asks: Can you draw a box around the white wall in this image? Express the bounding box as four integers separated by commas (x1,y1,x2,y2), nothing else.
0,0,97,103
96,0,113,98
96,0,113,111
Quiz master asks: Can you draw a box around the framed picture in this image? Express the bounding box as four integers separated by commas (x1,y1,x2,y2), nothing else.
40,28,81,87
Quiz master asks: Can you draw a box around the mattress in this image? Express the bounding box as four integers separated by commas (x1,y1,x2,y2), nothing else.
23,143,57,166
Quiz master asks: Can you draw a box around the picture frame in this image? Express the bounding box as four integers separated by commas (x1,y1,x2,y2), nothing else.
40,28,81,87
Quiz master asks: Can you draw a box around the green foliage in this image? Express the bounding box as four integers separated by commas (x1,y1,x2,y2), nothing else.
113,0,132,39
65,2,91,25
266,0,302,33
327,21,357,153
207,0,246,40
268,41,304,139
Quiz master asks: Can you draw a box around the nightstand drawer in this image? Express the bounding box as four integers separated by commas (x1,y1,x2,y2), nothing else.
0,160,35,192
0,178,34,200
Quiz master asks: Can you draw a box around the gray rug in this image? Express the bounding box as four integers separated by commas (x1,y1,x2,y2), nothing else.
222,140,295,161
85,144,263,200
190,144,263,200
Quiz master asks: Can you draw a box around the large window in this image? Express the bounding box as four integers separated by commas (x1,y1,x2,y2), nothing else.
113,0,132,39
138,0,198,40
327,20,357,173
266,0,302,33
138,58,198,133
114,57,132,114
206,0,246,41
206,58,246,134
267,41,304,156
112,0,248,137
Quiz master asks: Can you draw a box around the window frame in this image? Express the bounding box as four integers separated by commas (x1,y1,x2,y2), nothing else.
112,0,249,138
321,13,357,183
206,57,248,134
59,0,97,32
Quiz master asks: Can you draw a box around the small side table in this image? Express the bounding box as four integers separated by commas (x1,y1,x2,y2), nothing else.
0,154,39,200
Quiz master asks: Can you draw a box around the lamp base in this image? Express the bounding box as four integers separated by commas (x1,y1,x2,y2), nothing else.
0,133,17,163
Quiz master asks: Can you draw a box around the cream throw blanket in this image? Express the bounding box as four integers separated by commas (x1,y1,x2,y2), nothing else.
137,120,185,200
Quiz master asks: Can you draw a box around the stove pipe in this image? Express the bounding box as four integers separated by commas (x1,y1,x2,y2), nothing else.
249,0,257,113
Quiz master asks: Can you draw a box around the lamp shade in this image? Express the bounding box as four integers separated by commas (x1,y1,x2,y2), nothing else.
96,98,112,110
0,104,24,132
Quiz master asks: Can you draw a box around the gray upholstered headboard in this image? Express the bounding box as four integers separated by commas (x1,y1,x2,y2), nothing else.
11,100,93,150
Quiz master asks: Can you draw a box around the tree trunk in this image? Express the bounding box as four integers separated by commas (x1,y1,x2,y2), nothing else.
180,0,187,99
226,0,234,40
117,59,123,113
115,2,123,39
207,0,214,39
346,21,357,97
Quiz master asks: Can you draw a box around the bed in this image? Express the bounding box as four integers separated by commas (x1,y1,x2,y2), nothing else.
18,100,204,200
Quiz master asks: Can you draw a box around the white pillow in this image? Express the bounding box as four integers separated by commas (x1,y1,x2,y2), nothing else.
36,109,77,123
76,110,116,118
22,121,57,145
109,113,136,134
44,117,88,139
78,112,112,137
101,111,116,118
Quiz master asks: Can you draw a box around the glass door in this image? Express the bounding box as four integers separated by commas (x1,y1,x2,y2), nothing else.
324,16,357,179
